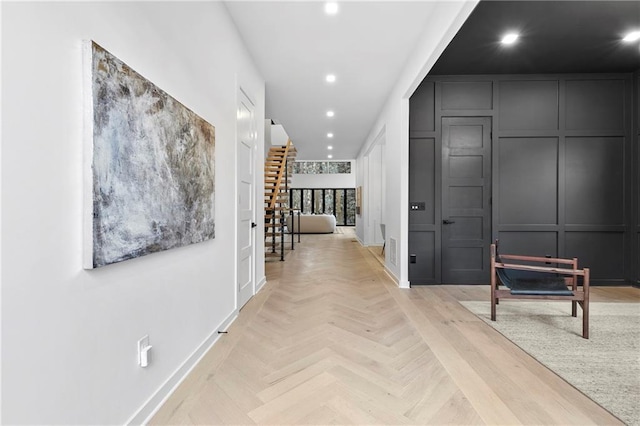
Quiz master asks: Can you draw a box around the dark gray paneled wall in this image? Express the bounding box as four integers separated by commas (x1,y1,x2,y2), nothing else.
409,73,636,285
636,72,640,285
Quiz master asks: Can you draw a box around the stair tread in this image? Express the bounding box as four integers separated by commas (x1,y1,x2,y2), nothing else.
264,141,295,226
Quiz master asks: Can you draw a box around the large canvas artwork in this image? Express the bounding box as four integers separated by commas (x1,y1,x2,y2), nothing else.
83,41,215,269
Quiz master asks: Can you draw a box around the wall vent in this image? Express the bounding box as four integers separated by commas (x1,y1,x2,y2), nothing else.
389,237,397,266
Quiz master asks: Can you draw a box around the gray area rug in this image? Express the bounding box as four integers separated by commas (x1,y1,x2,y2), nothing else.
461,301,640,425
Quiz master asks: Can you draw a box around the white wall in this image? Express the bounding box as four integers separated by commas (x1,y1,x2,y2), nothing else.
270,123,290,146
368,143,384,245
355,155,366,242
291,160,356,188
1,2,264,424
356,0,478,287
356,129,385,246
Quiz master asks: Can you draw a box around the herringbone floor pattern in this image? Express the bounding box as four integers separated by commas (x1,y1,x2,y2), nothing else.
151,229,626,425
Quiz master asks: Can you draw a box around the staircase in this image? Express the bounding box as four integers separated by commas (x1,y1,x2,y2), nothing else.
264,139,297,260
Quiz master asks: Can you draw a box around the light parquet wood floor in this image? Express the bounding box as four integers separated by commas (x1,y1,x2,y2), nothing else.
151,228,637,425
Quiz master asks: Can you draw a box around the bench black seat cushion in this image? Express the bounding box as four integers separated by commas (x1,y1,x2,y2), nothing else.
496,265,574,296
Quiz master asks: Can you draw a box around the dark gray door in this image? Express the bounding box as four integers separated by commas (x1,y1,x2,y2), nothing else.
441,117,492,284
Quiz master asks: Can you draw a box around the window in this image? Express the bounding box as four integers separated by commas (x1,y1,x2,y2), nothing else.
302,189,312,213
335,190,345,225
289,188,356,226
314,189,324,213
346,188,356,226
324,191,334,216
291,189,301,211
293,161,351,174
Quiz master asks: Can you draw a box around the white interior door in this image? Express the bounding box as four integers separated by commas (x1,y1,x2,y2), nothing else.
237,88,256,309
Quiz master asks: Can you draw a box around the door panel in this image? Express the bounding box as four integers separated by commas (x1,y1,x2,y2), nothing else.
237,89,256,309
442,117,492,284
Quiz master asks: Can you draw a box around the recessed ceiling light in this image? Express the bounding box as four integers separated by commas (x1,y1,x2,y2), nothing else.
328,154,333,159
327,133,334,138
325,74,336,83
326,110,335,118
328,146,333,150
325,2,338,15
623,30,640,42
501,32,519,45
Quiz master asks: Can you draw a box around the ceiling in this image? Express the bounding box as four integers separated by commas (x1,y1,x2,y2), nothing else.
225,1,448,160
430,1,640,75
225,1,640,161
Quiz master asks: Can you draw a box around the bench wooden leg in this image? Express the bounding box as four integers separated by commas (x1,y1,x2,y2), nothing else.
491,297,497,321
582,268,590,339
583,302,589,339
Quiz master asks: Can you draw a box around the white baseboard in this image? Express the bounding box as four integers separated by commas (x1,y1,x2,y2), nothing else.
256,276,267,293
383,267,410,288
383,267,398,286
127,310,239,425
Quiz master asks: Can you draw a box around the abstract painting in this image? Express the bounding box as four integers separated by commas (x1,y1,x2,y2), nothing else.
83,41,215,269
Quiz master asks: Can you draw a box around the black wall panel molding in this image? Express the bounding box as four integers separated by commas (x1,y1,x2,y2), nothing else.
441,81,493,110
409,72,637,285
565,79,626,131
635,71,640,286
498,80,559,131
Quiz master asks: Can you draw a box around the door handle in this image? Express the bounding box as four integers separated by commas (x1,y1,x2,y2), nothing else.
251,222,257,228
443,219,456,225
